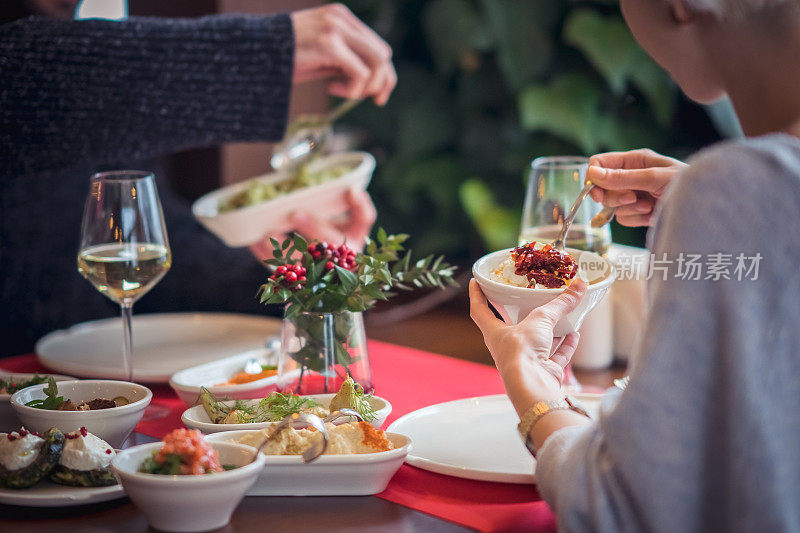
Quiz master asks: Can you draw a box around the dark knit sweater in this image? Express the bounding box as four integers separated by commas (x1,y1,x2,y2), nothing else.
0,15,294,356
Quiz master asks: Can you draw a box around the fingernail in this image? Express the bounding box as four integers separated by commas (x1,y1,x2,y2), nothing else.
635,203,652,213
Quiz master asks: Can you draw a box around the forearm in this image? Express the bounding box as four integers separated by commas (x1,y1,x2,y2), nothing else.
0,14,294,176
499,358,591,450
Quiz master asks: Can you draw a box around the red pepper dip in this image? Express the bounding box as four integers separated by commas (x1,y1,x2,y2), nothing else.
511,242,578,288
155,429,223,475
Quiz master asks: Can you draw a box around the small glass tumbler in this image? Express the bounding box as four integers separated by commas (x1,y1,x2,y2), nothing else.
520,156,611,255
277,310,372,395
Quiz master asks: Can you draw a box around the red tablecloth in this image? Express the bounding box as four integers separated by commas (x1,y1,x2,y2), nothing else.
1,341,556,533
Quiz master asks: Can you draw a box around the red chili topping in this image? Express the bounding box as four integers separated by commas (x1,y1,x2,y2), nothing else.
155,429,223,475
511,242,578,289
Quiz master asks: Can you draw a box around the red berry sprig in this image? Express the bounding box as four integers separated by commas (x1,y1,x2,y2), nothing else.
270,263,307,291
307,242,357,271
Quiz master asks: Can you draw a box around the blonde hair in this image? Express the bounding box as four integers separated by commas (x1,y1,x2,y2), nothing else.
685,0,795,17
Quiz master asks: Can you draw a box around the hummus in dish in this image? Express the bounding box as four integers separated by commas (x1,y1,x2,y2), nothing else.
239,421,393,456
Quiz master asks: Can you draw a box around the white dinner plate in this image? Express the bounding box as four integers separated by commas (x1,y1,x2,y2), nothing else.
386,393,601,484
0,479,125,507
36,313,281,383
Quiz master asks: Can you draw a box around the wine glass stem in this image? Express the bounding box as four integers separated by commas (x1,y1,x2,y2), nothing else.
121,303,134,382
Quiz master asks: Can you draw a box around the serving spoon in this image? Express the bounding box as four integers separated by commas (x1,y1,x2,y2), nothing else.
323,408,365,424
269,99,361,172
254,412,330,463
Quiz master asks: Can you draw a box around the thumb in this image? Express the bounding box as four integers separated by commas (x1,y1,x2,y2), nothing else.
524,278,586,327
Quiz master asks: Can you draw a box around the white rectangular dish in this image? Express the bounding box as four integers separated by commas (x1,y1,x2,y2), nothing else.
182,393,392,433
192,151,375,247
169,347,279,406
205,429,410,496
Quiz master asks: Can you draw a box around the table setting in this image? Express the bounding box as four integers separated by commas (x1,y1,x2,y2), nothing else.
0,128,642,532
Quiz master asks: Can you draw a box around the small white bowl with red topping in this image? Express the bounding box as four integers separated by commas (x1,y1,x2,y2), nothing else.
10,380,152,448
472,243,615,337
112,429,264,532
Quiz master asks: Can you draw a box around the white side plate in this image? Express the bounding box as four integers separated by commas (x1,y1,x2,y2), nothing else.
386,393,601,484
0,480,124,507
36,313,281,383
182,393,392,433
205,430,410,496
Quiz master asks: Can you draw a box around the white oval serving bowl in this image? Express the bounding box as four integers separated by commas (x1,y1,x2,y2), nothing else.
192,151,376,247
0,373,75,429
182,393,392,434
169,348,280,406
10,380,152,448
472,247,615,337
206,429,410,496
112,441,264,533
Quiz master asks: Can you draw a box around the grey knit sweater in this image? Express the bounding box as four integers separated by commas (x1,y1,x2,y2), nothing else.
536,134,800,532
0,15,294,356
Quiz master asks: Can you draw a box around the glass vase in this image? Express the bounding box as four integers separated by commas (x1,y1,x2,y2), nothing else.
277,310,372,395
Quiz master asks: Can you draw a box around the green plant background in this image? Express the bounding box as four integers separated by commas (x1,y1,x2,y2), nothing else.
338,0,736,259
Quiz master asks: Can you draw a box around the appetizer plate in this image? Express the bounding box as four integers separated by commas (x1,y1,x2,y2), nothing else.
0,373,75,429
0,479,125,507
181,393,392,433
386,393,601,484
472,248,615,337
192,151,376,247
36,313,281,383
169,348,279,406
205,430,411,496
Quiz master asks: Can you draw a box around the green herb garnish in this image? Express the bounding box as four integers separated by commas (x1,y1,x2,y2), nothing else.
256,392,321,421
139,452,183,475
0,374,49,395
24,377,65,410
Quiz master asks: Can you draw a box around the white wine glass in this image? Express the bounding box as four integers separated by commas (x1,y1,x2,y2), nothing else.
78,171,171,383
520,157,611,391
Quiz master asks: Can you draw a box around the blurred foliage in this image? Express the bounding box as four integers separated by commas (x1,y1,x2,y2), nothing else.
339,0,723,258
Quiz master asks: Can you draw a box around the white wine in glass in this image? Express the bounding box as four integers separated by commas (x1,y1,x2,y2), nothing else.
78,171,171,383
78,243,171,305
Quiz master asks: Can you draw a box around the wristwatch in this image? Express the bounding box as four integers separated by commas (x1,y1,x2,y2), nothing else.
517,397,589,457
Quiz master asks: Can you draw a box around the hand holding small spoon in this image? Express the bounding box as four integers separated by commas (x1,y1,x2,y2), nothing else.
270,99,361,172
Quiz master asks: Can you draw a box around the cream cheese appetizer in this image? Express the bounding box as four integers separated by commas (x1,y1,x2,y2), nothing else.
49,427,117,487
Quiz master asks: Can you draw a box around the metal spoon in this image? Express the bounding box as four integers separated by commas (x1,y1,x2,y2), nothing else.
254,412,329,463
322,408,365,424
553,181,596,251
243,337,280,375
269,99,361,172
